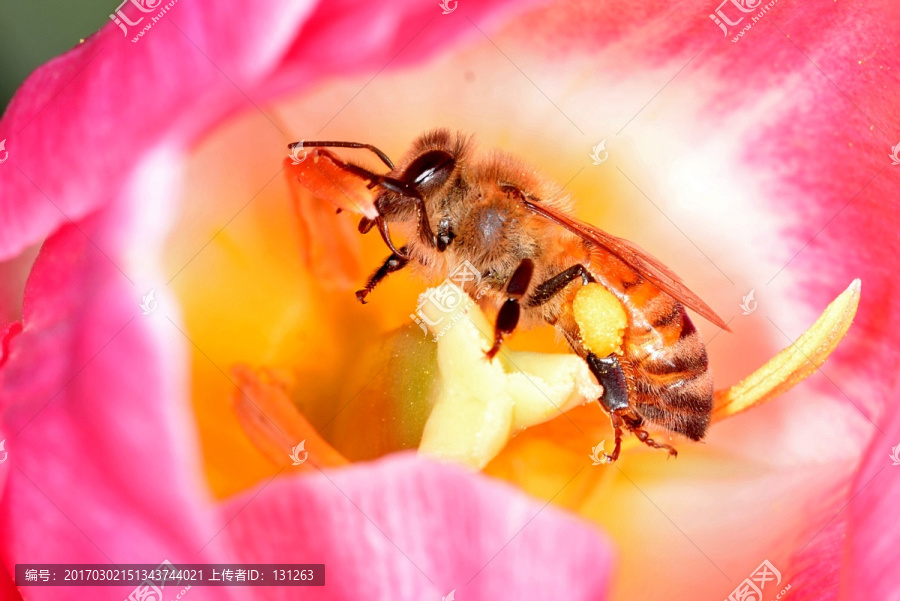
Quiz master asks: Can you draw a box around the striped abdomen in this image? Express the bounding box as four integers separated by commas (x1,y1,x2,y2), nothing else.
618,278,713,440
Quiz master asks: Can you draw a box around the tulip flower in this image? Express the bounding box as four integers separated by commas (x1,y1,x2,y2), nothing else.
0,0,897,600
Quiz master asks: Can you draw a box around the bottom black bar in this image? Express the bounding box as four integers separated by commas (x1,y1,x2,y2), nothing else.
15,563,325,586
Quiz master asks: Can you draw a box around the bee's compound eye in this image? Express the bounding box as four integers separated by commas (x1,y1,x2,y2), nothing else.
403,150,455,194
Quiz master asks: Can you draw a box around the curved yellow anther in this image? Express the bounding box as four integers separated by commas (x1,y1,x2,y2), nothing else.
713,279,861,421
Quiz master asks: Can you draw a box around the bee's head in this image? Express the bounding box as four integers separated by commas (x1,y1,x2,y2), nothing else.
286,130,470,258
374,129,470,216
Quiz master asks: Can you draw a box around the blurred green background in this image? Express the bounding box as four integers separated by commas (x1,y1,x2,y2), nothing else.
0,0,111,113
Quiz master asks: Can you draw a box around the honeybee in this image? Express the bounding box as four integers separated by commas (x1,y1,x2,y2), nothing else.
286,130,729,462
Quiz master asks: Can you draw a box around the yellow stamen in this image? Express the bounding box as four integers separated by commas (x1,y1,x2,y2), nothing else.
713,279,861,421
417,284,601,469
231,364,349,468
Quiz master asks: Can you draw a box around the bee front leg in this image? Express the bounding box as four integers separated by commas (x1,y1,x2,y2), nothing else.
356,247,409,304
335,160,449,254
329,154,439,250
372,216,409,259
485,258,535,360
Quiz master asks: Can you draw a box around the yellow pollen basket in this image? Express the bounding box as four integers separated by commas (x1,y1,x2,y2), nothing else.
572,283,628,357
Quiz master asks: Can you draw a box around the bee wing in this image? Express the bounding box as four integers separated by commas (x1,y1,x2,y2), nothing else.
523,199,731,331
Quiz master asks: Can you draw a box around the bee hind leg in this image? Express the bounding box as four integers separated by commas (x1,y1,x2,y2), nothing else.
584,352,628,462
583,351,678,460
616,409,678,458
606,412,626,462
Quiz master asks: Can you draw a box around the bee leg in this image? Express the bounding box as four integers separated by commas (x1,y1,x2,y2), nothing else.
485,259,535,360
371,216,408,259
606,412,626,462
526,264,595,307
328,159,439,249
585,353,630,413
618,409,678,458
356,247,409,304
583,353,676,460
357,215,412,260
635,429,678,458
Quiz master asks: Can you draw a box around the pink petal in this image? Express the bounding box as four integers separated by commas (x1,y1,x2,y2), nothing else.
738,3,900,414
788,397,900,601
3,0,894,599
843,401,900,600
779,489,846,601
0,560,22,601
212,453,612,600
0,214,227,600
0,322,22,369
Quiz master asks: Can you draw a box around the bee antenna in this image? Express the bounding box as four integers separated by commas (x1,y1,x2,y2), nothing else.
287,140,395,170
